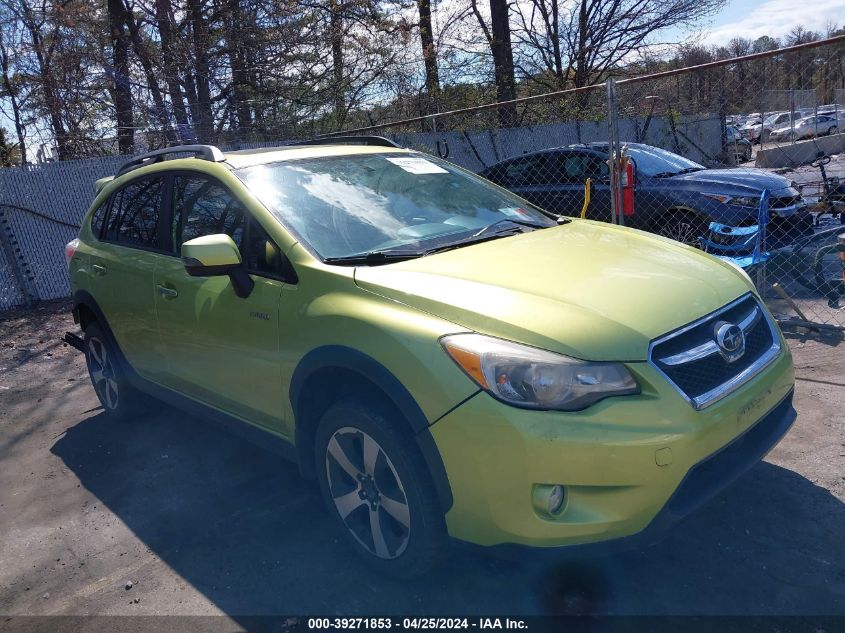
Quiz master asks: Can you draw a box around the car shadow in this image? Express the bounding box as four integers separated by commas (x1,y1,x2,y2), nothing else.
51,405,845,618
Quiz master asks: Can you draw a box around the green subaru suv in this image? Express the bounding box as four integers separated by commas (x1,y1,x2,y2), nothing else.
66,138,796,576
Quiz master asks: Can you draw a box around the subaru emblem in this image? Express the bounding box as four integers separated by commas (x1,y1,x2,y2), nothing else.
714,321,745,363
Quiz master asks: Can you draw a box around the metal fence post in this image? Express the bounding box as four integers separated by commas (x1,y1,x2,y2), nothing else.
606,78,621,225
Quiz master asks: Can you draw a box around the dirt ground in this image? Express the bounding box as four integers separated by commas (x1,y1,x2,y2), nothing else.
0,300,843,622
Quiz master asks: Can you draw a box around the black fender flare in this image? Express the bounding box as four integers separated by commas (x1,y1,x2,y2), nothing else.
71,290,131,371
290,345,454,512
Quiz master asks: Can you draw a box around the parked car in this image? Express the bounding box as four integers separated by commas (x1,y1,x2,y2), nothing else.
817,109,844,123
478,142,813,248
770,115,839,142
746,112,804,143
725,126,753,162
65,138,796,576
739,115,763,138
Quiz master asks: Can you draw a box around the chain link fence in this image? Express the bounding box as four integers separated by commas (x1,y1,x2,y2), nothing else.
1,37,844,333
323,36,845,332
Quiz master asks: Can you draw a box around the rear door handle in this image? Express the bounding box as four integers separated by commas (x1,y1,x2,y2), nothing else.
156,284,178,299
92,264,107,275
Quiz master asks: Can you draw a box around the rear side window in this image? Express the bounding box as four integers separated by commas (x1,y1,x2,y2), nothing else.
104,177,164,248
171,175,245,250
560,153,608,182
503,155,557,186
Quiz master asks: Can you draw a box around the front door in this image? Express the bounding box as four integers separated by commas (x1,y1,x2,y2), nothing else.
153,173,287,434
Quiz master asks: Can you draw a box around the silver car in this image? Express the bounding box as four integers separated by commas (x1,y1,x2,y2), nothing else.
770,115,839,142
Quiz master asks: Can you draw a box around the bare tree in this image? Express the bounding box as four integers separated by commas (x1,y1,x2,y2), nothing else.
513,0,727,90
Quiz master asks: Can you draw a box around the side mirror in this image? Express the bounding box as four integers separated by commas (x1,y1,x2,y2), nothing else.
181,234,254,298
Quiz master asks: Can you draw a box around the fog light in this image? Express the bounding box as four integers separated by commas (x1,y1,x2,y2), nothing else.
533,484,567,517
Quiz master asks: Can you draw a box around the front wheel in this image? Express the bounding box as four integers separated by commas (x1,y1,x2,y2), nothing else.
654,211,708,248
829,126,838,136
315,400,447,577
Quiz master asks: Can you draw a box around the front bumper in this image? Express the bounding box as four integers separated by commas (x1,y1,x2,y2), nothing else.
430,347,795,549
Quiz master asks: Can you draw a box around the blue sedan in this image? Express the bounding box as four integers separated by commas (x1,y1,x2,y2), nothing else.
479,142,814,249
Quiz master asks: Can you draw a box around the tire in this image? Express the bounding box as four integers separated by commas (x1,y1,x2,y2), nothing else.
653,211,708,248
84,322,144,417
315,399,447,578
829,126,838,136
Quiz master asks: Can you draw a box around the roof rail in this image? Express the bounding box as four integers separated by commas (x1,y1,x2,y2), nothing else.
116,144,226,177
293,136,402,149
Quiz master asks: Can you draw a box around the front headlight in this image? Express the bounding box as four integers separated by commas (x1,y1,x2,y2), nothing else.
730,196,760,208
702,193,759,208
440,333,639,411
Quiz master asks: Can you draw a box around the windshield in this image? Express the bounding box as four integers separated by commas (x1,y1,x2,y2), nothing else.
236,153,555,261
624,144,705,177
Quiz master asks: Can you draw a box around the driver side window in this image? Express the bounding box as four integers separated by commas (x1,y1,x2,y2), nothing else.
171,175,245,250
171,174,288,279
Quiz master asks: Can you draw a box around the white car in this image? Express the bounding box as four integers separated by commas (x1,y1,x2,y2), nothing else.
769,115,839,142
747,112,805,143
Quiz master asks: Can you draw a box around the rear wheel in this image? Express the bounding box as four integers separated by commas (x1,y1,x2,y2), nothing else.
84,322,143,416
315,399,447,577
829,126,838,136
654,211,708,248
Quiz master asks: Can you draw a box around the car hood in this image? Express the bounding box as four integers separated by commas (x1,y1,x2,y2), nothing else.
663,168,791,193
354,221,750,361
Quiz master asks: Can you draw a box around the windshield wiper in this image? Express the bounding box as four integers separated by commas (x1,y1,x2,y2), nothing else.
651,167,704,178
422,221,546,256
325,220,550,264
471,218,547,238
323,249,423,265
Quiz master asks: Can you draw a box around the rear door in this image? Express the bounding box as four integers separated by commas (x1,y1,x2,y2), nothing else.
497,153,576,214
153,172,288,433
557,151,613,221
90,174,168,380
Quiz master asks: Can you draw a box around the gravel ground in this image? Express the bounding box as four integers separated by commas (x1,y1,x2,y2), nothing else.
0,300,843,623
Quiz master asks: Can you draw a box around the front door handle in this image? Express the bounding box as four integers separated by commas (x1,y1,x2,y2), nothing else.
92,264,107,276
156,284,178,299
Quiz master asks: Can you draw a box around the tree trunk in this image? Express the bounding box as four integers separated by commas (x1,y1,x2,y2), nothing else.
225,0,252,137
122,0,175,143
417,0,439,112
489,0,516,126
155,0,193,142
329,0,345,126
187,0,214,143
108,0,134,154
0,27,26,163
573,0,588,88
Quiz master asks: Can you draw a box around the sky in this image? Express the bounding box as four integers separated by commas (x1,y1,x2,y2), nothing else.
695,0,845,45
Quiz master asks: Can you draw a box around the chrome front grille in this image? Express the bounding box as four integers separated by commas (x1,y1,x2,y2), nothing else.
649,294,781,409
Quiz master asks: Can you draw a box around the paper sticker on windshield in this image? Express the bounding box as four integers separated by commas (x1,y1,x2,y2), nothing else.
386,157,448,174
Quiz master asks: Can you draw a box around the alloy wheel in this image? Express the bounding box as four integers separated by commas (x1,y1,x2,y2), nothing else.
87,337,119,410
657,215,702,247
325,426,411,559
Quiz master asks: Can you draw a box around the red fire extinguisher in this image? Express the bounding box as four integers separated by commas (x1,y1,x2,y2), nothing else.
621,154,635,216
